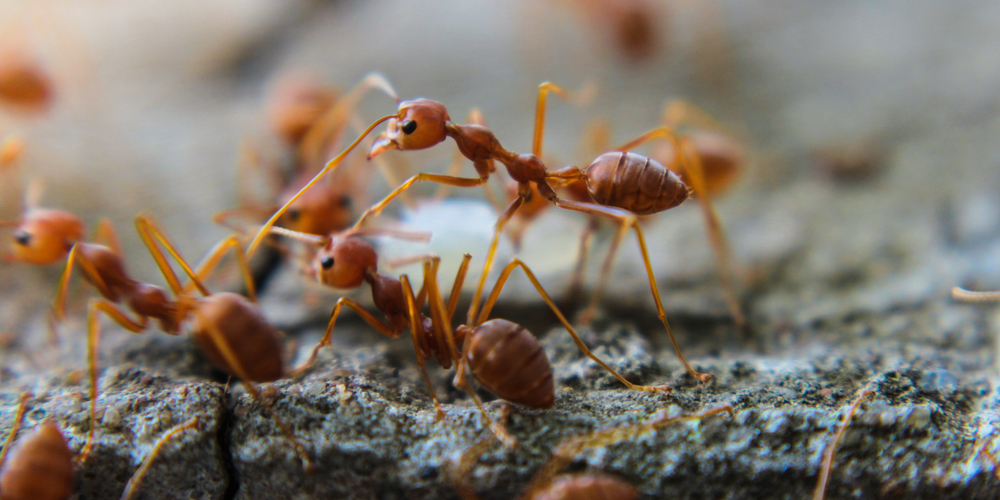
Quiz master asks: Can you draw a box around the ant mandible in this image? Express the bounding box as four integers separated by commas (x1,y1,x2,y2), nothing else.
0,392,200,500
278,224,673,447
48,214,312,470
450,404,734,500
247,82,712,382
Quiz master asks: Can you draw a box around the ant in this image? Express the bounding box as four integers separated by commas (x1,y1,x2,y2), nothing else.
450,404,734,499
278,224,674,447
0,391,200,500
0,41,52,113
216,72,406,239
249,81,723,383
48,214,313,470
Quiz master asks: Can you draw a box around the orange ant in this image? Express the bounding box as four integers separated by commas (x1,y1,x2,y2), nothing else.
216,72,406,241
0,41,52,113
0,391,200,500
279,224,674,447
48,214,313,470
0,142,84,267
451,404,734,499
250,82,725,383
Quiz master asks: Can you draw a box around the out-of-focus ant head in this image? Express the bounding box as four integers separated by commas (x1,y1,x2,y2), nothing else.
278,177,354,237
7,209,84,265
368,99,450,158
311,234,378,289
266,72,336,147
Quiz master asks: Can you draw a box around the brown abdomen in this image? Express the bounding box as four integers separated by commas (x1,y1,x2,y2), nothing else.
530,474,639,500
584,152,688,215
466,319,553,409
0,423,74,500
192,293,284,382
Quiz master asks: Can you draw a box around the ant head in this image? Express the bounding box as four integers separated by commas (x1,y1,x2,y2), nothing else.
279,179,353,237
312,235,378,289
0,43,53,113
8,209,84,265
368,99,450,158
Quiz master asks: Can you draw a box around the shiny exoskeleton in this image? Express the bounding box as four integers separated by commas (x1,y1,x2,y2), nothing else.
48,214,311,470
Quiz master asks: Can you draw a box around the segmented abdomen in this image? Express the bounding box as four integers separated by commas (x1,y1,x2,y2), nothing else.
584,151,689,215
466,319,554,409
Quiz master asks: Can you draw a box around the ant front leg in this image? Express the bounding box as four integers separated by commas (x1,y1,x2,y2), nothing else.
351,172,489,230
477,258,671,393
181,235,257,301
50,243,117,343
80,299,150,465
553,198,711,383
814,379,878,500
291,296,400,377
467,193,525,326
399,274,447,420
119,416,200,500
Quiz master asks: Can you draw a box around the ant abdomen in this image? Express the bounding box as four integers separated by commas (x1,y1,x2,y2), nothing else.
463,319,554,409
0,422,73,500
532,474,639,500
584,151,689,216
191,292,284,382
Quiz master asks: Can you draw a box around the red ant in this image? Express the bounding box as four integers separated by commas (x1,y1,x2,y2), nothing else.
46,214,313,470
451,404,734,499
216,72,407,240
278,225,673,447
0,40,52,113
0,391,200,500
250,82,729,383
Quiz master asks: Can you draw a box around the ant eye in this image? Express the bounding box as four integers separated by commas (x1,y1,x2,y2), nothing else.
339,195,352,209
320,256,335,270
401,120,417,135
13,230,30,246
287,209,301,222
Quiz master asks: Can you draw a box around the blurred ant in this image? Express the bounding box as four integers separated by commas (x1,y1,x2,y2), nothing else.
450,404,734,499
0,391,200,500
250,81,726,382
217,72,405,239
279,224,672,447
0,40,52,113
48,214,313,470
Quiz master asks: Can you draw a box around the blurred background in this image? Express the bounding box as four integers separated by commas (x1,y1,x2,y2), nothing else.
2,0,1000,364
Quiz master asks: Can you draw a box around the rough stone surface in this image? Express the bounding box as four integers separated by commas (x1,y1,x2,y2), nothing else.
3,1,1000,499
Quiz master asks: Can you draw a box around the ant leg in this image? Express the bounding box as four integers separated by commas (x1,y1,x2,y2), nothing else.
0,392,31,467
578,216,630,325
446,253,473,321
532,81,597,158
348,112,415,209
814,380,878,500
290,297,399,377
400,274,446,420
298,73,399,170
679,139,744,328
134,215,194,296
51,244,115,326
662,99,731,133
248,114,395,257
212,206,277,233
351,173,489,230
478,258,670,393
554,198,710,382
181,235,257,301
567,217,599,307
524,405,734,497
119,416,200,500
92,218,122,257
467,195,525,326
953,288,1000,302
79,299,150,465
195,310,314,473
